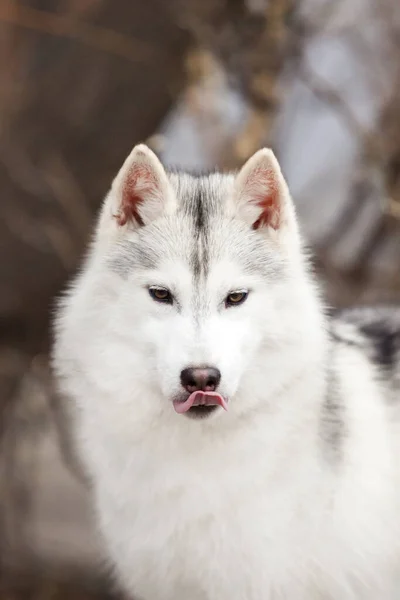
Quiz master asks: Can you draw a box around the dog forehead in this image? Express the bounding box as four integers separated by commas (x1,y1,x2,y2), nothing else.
119,173,234,266
170,177,246,277
108,172,284,281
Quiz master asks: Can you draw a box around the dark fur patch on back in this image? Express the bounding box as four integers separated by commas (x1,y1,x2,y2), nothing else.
333,306,400,368
330,305,400,393
359,321,398,370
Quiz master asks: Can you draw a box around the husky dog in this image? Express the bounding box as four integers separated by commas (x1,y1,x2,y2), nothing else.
52,144,400,600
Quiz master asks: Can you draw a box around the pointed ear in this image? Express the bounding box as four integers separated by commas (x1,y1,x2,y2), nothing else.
110,144,174,228
233,148,297,237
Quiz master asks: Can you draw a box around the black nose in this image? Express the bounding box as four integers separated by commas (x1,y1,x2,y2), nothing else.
180,367,221,393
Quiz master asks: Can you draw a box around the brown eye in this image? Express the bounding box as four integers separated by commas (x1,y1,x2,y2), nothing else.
225,290,248,307
149,287,173,304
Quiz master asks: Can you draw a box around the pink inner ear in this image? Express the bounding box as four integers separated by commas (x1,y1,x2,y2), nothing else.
248,167,281,231
117,164,157,226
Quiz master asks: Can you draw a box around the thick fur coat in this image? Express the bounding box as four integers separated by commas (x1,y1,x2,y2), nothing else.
52,145,400,599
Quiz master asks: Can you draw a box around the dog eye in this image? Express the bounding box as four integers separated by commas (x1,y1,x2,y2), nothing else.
225,290,248,307
149,287,173,304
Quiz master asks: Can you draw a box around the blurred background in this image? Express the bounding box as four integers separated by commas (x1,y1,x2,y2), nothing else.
0,0,400,597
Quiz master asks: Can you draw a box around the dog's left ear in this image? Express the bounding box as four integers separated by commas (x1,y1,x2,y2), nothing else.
233,149,297,238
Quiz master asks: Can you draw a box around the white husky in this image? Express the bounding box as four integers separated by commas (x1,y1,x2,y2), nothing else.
52,144,400,599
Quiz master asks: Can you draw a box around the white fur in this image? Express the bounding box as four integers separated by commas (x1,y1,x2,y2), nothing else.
53,146,400,600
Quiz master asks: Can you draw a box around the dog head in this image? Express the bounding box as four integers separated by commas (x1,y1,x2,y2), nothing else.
54,145,325,424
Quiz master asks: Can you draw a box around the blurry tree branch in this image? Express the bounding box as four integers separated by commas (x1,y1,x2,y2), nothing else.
173,0,295,165
0,0,156,62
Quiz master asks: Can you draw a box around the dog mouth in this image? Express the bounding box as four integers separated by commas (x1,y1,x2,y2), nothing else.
173,391,228,418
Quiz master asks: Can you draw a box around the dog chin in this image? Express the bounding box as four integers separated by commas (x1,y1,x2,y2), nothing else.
183,404,220,419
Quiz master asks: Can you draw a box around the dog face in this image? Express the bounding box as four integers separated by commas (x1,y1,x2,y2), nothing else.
54,145,324,423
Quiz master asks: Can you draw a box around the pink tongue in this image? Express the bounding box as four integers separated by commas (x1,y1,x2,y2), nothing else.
173,391,228,414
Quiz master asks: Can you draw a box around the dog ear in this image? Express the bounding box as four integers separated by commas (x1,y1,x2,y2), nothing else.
233,149,297,236
110,144,175,228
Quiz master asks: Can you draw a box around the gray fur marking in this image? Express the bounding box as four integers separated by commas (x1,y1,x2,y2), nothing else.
107,240,160,277
179,177,211,278
332,306,400,392
320,351,346,460
108,172,286,283
322,305,400,460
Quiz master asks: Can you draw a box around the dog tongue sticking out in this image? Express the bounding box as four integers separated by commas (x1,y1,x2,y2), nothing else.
173,391,228,414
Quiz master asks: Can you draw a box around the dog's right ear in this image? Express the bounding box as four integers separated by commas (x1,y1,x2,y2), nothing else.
99,144,175,237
